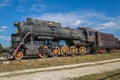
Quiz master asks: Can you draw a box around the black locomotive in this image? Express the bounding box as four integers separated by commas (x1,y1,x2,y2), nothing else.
9,18,120,60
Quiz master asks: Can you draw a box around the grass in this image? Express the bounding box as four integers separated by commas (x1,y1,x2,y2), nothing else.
71,69,120,80
0,52,120,72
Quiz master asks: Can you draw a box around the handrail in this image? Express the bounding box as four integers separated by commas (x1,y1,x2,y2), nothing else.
13,32,31,56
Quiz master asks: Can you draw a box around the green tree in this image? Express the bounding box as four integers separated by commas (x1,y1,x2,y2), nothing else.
0,43,3,54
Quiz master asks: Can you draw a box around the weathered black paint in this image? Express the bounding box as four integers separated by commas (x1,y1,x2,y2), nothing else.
9,18,120,59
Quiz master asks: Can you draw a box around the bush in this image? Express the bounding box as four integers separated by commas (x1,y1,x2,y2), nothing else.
0,43,3,55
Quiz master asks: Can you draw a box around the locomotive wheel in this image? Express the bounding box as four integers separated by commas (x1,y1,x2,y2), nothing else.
14,51,23,60
39,46,48,58
51,46,60,57
70,46,78,56
61,46,69,56
79,46,87,55
39,53,48,58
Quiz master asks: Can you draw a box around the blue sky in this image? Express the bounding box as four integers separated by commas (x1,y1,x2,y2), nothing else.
0,0,120,47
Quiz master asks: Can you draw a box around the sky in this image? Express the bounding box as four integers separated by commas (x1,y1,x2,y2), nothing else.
0,0,120,47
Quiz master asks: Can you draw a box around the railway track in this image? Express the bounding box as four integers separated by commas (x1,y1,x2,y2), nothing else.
0,50,120,64
0,55,78,63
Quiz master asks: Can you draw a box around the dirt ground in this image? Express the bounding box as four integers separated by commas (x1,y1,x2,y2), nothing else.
0,58,120,80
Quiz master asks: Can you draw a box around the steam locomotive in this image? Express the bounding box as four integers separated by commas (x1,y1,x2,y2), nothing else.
9,18,120,60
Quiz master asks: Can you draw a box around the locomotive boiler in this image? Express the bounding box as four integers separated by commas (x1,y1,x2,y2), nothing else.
9,18,119,60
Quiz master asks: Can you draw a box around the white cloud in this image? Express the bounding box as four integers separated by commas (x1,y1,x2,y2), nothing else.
32,13,83,28
29,11,120,34
0,0,12,8
16,0,28,12
94,26,107,30
0,26,8,32
95,21,116,30
73,20,82,26
17,0,47,12
30,11,110,28
1,26,8,29
0,29,4,32
0,36,10,41
102,22,116,27
30,4,46,12
94,17,120,31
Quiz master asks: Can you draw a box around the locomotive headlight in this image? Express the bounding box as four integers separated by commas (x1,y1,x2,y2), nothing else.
16,29,19,34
